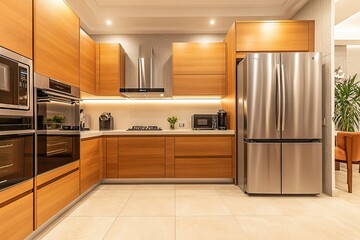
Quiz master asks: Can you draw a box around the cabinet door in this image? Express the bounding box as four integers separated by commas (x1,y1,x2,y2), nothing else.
172,42,225,75
173,75,224,97
0,0,32,59
80,29,96,95
118,137,165,178
106,138,118,178
98,43,125,96
236,21,314,52
80,138,101,193
34,0,80,86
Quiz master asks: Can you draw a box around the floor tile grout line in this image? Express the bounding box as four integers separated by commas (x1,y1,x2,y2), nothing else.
116,188,136,217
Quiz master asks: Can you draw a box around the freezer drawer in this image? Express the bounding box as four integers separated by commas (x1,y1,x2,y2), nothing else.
246,143,281,194
282,143,322,194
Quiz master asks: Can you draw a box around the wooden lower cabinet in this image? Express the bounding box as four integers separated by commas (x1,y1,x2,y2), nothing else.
36,170,79,227
118,137,165,178
0,193,33,240
175,158,232,178
106,137,118,178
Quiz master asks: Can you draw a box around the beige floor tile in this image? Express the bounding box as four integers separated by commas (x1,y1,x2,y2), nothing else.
176,189,220,196
136,184,175,190
90,189,134,199
68,197,129,217
36,217,115,240
120,197,175,216
217,189,248,197
176,216,241,240
176,184,235,190
176,193,231,216
98,184,137,190
131,189,175,198
104,217,175,240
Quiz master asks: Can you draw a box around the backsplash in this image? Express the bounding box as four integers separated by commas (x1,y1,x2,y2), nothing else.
81,100,221,130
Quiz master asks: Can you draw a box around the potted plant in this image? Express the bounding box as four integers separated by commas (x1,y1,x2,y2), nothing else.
334,67,360,132
167,116,178,130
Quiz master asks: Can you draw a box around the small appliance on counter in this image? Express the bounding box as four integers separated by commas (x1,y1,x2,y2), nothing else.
127,126,162,131
80,109,91,131
217,109,227,130
191,114,217,130
99,112,114,130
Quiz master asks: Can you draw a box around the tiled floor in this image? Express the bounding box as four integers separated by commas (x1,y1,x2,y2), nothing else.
35,181,360,240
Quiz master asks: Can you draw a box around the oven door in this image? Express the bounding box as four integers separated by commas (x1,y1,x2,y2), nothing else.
0,132,34,190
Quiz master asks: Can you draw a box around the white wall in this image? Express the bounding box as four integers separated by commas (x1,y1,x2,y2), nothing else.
292,0,336,196
336,45,360,78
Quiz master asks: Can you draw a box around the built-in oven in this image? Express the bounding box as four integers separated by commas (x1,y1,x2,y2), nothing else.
0,47,33,116
35,73,80,175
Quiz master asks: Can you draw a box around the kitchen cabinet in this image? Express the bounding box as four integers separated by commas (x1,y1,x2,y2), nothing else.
118,137,166,178
36,161,79,228
0,180,33,240
80,137,102,193
34,0,80,87
172,42,225,97
235,20,315,53
97,43,125,96
80,29,96,95
0,0,32,59
174,136,233,178
105,137,118,178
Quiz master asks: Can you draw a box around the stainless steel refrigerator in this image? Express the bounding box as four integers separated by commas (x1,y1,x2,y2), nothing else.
237,52,322,194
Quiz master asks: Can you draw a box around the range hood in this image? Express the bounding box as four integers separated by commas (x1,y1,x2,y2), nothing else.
120,47,165,98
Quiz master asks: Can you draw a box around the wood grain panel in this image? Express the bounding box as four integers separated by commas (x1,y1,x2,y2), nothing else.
165,137,175,177
173,75,224,97
175,158,232,178
118,137,165,178
99,43,125,96
175,136,232,157
236,21,310,52
106,138,118,178
36,161,79,186
36,170,79,227
172,42,225,75
0,193,33,240
0,179,33,204
80,29,96,94
0,0,32,58
308,20,315,52
80,138,101,193
34,0,80,86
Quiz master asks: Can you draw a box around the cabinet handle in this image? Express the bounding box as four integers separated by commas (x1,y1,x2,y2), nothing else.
0,180,8,184
0,164,14,169
0,144,13,149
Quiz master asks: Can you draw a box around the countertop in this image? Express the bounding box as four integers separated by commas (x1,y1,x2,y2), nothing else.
80,129,235,139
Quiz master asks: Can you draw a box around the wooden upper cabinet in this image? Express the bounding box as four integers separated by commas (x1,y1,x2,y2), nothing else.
80,29,96,95
236,21,315,52
97,43,125,96
172,42,225,75
34,0,80,87
173,75,225,97
0,0,32,58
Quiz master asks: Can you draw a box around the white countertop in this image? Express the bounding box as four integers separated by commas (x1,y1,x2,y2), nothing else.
81,129,235,139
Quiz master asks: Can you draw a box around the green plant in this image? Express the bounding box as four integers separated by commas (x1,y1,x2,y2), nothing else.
334,74,360,132
167,116,178,129
52,114,65,123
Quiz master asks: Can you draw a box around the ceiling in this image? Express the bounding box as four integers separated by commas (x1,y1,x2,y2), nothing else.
335,0,360,40
65,0,310,34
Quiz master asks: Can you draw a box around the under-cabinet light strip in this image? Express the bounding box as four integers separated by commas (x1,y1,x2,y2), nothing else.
81,99,221,104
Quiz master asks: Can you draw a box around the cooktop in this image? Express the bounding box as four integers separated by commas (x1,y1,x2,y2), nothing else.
127,126,162,131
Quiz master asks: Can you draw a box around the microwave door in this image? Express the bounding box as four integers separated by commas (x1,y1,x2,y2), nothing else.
0,62,10,92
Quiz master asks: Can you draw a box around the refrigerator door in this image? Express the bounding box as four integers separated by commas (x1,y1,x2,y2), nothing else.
282,142,322,194
246,53,281,140
246,142,281,194
281,52,322,139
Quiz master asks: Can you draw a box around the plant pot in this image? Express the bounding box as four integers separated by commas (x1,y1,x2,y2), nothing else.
170,123,175,130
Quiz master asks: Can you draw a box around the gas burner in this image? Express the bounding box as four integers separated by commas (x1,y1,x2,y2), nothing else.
127,126,162,131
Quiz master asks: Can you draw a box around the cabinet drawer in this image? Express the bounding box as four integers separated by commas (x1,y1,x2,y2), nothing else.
81,138,101,167
175,136,232,157
173,75,224,97
81,162,100,193
175,158,232,178
0,193,33,240
37,170,79,227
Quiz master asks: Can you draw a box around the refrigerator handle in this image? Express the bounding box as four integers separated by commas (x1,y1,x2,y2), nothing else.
276,64,281,131
281,64,286,131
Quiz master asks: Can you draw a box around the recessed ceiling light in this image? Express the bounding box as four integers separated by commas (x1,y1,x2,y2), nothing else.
106,20,112,25
209,19,215,25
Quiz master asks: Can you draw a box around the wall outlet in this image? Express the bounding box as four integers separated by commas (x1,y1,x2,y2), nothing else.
179,122,185,128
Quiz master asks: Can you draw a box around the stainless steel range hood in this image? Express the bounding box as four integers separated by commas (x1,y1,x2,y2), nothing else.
120,47,165,98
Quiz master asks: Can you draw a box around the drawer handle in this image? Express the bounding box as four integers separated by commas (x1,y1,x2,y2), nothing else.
0,164,14,169
47,142,68,147
0,180,8,184
0,144,13,149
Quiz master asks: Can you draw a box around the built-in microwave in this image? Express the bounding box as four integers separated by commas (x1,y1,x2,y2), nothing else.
191,114,218,130
0,47,33,116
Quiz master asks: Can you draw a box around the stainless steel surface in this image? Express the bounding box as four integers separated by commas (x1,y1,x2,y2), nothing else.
281,52,322,139
281,64,286,132
0,46,33,117
0,129,35,136
36,130,80,135
150,48,154,88
0,62,10,91
246,142,281,194
138,58,146,88
237,59,246,191
246,53,280,140
282,142,322,194
34,73,80,98
276,64,281,132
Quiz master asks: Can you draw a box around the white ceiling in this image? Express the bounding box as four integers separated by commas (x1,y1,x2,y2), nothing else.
335,0,360,40
65,0,310,34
